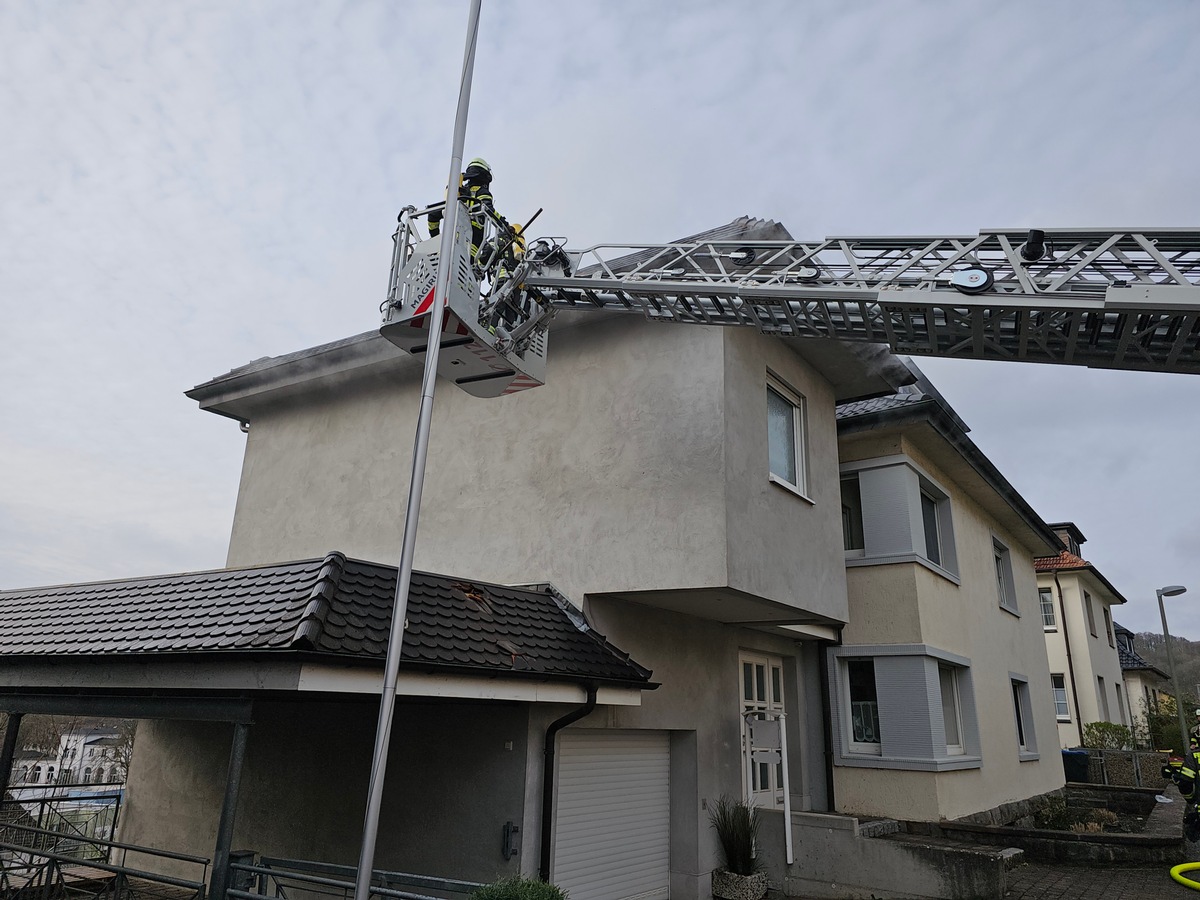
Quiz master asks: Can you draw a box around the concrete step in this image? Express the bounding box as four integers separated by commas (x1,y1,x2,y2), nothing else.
877,831,1026,870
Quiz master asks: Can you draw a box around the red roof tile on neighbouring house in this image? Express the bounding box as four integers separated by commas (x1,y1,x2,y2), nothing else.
1034,550,1091,571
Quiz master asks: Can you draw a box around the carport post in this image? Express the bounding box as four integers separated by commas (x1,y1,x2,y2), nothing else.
0,712,23,790
210,721,251,900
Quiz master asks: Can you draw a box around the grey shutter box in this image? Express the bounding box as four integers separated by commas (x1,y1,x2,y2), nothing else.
874,655,937,760
859,465,917,556
554,730,670,900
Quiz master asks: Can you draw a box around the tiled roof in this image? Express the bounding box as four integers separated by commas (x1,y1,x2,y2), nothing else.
1034,550,1092,571
1116,641,1166,675
0,553,652,686
835,388,928,419
1113,621,1170,678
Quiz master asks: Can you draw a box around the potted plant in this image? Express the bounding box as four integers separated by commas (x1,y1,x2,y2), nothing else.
708,795,767,900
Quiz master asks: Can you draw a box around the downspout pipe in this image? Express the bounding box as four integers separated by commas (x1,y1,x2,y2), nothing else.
539,684,598,883
819,628,843,812
1054,572,1086,743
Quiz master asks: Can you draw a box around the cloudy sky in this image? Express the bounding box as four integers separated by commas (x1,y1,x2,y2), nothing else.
2,1,1198,636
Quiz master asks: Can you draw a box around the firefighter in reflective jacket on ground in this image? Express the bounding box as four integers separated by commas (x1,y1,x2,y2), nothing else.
1163,737,1200,840
427,157,496,261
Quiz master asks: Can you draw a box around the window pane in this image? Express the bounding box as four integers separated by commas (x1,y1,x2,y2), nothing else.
1012,681,1026,747
1051,674,1069,718
771,666,782,705
848,660,881,745
755,664,766,704
767,387,797,484
743,662,754,701
939,666,961,748
921,492,941,566
1040,589,1056,627
841,477,864,551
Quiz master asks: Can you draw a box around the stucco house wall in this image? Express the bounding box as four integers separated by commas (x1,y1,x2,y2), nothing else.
222,320,849,627
120,699,530,885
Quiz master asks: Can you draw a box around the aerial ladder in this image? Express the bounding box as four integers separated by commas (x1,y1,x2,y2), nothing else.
381,206,1200,396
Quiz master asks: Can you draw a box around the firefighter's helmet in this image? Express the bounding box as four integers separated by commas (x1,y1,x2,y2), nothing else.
465,157,492,182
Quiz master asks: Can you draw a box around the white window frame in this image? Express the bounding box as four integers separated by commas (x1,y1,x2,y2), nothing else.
916,474,959,577
1040,588,1057,630
739,652,786,808
1103,607,1114,647
846,658,883,756
766,375,809,500
920,488,944,567
1011,674,1038,760
993,537,1018,615
1084,591,1097,637
939,665,965,755
1051,673,1070,721
840,474,865,554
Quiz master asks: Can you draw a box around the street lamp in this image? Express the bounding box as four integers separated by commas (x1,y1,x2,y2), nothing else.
1157,584,1190,756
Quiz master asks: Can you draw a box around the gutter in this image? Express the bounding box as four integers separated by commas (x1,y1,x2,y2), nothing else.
539,684,598,882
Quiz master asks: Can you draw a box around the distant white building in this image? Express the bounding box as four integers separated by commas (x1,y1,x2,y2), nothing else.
11,727,127,787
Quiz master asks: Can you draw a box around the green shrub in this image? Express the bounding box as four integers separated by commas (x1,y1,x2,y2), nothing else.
708,795,761,876
1081,721,1134,750
470,876,567,900
1033,796,1074,830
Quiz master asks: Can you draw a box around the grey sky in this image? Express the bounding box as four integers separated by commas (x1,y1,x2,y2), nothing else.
2,1,1198,636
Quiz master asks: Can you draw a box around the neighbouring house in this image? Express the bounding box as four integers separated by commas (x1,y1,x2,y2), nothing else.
8,727,127,788
0,217,1083,900
1114,622,1171,745
10,748,56,788
1036,523,1130,748
832,368,1065,823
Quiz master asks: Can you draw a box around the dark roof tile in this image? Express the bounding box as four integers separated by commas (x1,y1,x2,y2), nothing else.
0,554,651,687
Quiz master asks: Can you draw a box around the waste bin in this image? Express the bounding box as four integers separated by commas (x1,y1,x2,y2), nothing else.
1062,748,1090,783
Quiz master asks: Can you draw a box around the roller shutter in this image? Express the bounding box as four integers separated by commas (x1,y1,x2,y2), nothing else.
553,730,670,900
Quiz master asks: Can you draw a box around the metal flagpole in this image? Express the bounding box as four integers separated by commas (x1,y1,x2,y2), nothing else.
353,3,484,898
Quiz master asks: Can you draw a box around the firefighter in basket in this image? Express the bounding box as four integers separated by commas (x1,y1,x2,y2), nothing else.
427,157,497,263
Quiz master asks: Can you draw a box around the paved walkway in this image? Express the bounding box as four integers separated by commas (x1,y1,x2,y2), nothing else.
1002,785,1200,898
1004,861,1199,898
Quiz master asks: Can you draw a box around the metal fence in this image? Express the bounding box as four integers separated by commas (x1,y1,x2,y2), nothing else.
0,820,208,900
1084,749,1169,788
1,792,123,864
228,856,484,900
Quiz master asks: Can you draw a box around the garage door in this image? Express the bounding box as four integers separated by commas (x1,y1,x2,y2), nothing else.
554,730,670,900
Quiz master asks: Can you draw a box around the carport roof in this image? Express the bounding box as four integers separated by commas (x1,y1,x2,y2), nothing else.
0,552,653,687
